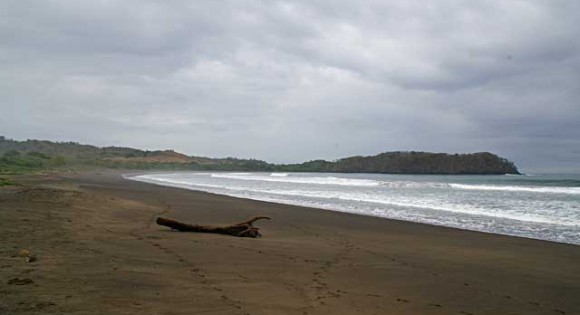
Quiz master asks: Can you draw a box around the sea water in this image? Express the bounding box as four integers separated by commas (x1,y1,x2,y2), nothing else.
126,172,580,245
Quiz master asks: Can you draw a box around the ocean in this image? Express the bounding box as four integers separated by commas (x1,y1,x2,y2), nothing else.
126,172,580,245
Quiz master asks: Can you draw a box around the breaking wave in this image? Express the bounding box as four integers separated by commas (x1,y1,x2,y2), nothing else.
450,184,580,195
210,173,381,187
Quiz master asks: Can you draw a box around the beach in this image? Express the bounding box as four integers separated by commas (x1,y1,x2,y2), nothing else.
1,171,579,315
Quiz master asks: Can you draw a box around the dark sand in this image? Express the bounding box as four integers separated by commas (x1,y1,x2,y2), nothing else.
1,171,579,314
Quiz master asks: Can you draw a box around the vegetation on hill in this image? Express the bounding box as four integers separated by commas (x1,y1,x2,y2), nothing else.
278,151,519,175
0,177,18,186
0,149,60,174
0,136,275,173
0,136,519,175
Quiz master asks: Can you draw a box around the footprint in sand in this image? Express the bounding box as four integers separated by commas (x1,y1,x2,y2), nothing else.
34,302,56,310
7,278,34,285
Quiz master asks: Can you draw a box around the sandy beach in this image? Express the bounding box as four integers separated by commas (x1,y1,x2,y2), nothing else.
1,171,579,315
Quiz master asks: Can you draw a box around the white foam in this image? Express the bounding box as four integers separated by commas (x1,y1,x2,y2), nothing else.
252,189,579,227
380,181,446,189
208,173,451,189
450,183,580,195
209,173,382,187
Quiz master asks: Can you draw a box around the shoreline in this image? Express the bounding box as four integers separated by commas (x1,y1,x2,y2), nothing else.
127,172,580,246
1,170,579,314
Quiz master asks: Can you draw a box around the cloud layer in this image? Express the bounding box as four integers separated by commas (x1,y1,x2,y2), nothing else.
1,1,579,172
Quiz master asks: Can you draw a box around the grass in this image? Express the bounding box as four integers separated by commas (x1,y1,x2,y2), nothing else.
0,177,18,186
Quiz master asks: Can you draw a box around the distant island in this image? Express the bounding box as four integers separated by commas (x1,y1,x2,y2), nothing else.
0,136,519,175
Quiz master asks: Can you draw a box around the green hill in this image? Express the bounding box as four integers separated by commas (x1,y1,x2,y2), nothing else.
0,136,272,173
279,151,519,175
0,136,519,175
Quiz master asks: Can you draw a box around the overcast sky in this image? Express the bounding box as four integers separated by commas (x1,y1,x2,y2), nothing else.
1,1,579,172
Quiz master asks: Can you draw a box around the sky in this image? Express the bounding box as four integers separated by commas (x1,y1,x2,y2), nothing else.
1,1,579,173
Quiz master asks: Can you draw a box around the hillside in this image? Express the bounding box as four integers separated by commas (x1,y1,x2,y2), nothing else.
0,136,273,173
279,151,519,175
0,136,519,174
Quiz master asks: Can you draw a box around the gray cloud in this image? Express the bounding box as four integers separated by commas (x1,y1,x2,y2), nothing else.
1,0,579,172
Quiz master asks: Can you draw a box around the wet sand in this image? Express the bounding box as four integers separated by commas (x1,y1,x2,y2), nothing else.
1,171,579,314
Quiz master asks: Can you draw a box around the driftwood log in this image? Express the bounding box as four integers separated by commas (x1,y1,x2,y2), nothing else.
156,216,271,238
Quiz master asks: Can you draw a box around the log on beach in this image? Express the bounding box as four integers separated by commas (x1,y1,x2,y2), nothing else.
156,216,271,238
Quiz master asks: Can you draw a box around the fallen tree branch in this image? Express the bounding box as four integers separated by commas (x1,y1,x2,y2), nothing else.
156,216,271,238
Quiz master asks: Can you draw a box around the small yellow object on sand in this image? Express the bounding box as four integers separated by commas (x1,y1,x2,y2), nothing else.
18,248,30,258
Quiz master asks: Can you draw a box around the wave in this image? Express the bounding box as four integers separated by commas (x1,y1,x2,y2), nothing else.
450,183,580,195
336,196,579,227
209,173,382,187
381,181,446,189
253,189,579,227
208,173,453,189
131,173,580,196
